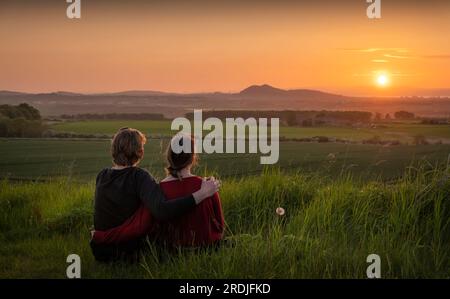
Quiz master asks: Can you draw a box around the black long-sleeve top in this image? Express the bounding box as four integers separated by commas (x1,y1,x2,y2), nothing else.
94,167,196,231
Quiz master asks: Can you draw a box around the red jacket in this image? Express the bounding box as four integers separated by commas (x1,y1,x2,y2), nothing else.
154,176,224,247
92,176,224,247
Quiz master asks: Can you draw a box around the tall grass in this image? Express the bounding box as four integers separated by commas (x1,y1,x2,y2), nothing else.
0,164,449,278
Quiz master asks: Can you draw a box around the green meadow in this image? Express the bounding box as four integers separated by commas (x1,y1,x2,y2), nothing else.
1,120,449,278
0,166,449,278
2,119,449,181
1,138,450,181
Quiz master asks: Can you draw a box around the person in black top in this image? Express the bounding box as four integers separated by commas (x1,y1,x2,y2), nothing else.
91,127,220,262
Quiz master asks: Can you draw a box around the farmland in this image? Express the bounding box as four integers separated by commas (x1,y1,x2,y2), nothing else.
1,139,450,182
1,119,449,279
0,119,445,181
51,120,174,137
50,119,450,143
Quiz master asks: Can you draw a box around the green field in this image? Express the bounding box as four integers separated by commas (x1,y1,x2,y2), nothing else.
51,120,174,136
1,120,449,278
9,119,445,182
51,120,450,143
1,138,450,182
1,167,449,278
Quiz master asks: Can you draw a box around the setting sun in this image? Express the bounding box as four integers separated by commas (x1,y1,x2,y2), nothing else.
376,74,390,87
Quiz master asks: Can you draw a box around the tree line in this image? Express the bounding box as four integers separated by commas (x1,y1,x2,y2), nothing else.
185,110,373,126
0,103,47,137
60,113,166,120
185,110,440,126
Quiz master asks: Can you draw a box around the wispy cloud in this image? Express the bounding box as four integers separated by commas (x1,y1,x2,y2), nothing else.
339,48,409,53
384,53,450,60
383,54,411,59
340,48,450,60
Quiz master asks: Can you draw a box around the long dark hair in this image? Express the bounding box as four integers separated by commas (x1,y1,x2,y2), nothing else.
166,134,197,180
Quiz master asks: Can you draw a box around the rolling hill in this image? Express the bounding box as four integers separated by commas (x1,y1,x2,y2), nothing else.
1,85,449,118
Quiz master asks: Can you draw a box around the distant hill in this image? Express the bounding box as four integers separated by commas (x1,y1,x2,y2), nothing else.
47,91,84,96
101,90,177,96
0,85,449,118
238,84,344,99
0,91,30,96
239,84,287,96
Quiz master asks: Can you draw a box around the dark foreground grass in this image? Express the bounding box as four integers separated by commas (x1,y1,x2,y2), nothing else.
0,165,449,278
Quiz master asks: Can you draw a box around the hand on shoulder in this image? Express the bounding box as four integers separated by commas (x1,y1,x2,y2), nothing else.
192,176,221,204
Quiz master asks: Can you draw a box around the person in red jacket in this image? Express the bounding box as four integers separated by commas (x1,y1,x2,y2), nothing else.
151,134,225,248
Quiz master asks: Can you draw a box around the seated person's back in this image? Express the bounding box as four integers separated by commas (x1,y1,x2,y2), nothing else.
152,134,224,248
157,175,224,247
95,166,153,231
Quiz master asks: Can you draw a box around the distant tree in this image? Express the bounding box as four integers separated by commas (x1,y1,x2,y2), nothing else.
0,104,45,137
60,113,165,120
394,111,415,120
0,103,41,120
0,115,9,136
315,111,372,123
420,118,448,125
301,119,313,127
286,111,298,126
385,113,391,120
18,103,41,120
185,110,373,125
374,112,382,121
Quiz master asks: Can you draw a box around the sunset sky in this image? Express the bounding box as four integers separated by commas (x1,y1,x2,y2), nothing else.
1,0,449,95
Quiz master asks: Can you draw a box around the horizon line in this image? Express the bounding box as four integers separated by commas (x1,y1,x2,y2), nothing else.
1,84,450,98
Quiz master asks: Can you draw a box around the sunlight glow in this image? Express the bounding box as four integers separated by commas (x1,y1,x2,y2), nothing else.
376,74,389,87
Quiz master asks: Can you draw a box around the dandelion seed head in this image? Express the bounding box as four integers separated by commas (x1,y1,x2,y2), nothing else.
276,207,285,216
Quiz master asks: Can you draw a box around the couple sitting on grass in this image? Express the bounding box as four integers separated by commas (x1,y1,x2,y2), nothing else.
90,127,224,262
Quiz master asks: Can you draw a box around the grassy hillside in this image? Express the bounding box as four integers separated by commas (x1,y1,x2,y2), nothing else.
0,166,449,278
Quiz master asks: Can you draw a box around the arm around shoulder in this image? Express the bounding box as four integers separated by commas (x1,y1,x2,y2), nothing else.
137,169,196,221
